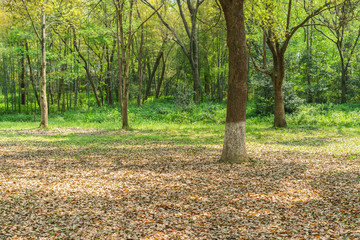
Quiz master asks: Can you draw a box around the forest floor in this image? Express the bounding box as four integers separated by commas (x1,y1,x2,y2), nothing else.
0,123,359,239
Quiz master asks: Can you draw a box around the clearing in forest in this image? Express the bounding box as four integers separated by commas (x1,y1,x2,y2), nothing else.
0,125,359,239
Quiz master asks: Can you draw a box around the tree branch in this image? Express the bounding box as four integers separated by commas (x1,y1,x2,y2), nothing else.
141,0,190,58
21,0,41,41
248,43,272,76
178,0,191,39
282,2,332,52
314,25,337,44
285,0,292,36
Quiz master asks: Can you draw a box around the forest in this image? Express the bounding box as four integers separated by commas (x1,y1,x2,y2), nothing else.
0,0,359,239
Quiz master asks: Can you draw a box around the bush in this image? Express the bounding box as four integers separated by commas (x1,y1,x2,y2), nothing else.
253,80,304,115
173,89,194,111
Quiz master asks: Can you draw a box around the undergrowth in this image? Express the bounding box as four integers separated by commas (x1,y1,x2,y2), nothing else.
0,98,359,129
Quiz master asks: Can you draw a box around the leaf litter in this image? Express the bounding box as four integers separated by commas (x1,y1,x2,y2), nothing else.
0,127,359,239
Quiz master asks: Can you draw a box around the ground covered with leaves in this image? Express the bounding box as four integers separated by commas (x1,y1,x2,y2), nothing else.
0,124,359,239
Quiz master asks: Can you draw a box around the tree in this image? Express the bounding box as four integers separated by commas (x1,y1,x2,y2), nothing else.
114,0,135,129
219,0,248,163
2,0,51,126
248,0,332,127
22,0,48,128
141,0,204,104
314,0,360,103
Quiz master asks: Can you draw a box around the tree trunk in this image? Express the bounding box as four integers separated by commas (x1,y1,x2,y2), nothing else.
74,78,78,109
20,54,26,105
219,0,248,163
58,78,63,112
40,8,48,128
71,29,101,107
341,68,347,104
155,54,166,98
115,0,123,111
117,0,134,129
273,78,287,127
62,81,66,113
272,54,287,128
137,4,144,107
191,63,200,103
144,50,163,101
204,55,210,96
2,56,9,113
306,23,314,103
191,32,200,104
105,41,115,106
25,40,40,108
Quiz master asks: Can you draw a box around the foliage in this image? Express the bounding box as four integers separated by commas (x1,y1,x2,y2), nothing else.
252,79,305,116
173,89,194,111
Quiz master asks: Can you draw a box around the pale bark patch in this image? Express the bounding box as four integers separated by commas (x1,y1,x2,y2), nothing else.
220,121,248,163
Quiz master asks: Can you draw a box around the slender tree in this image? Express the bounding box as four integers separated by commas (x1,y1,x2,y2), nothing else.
249,0,332,127
141,0,204,103
314,0,360,103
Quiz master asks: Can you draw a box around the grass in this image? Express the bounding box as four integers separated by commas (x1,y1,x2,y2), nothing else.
0,100,359,157
1,100,360,150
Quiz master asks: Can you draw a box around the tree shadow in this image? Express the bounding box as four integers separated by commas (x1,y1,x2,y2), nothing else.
0,128,359,238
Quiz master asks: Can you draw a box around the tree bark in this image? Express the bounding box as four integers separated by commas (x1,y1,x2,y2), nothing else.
219,0,248,163
272,54,287,128
306,23,314,103
2,55,9,113
155,54,166,98
273,79,287,127
40,7,48,128
204,54,210,96
116,0,134,129
137,3,144,107
20,53,26,106
340,50,347,104
341,68,347,104
25,40,40,108
144,50,163,101
115,0,123,112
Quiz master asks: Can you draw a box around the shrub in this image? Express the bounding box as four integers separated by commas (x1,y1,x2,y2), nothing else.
173,89,194,111
253,80,305,115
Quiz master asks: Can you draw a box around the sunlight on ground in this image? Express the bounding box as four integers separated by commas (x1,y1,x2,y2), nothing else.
0,125,359,238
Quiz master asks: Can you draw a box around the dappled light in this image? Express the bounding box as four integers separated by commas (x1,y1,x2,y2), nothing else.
0,127,359,238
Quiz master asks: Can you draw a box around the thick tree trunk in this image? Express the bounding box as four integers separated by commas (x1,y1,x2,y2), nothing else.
40,9,48,128
272,54,287,128
273,78,287,128
219,0,248,163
